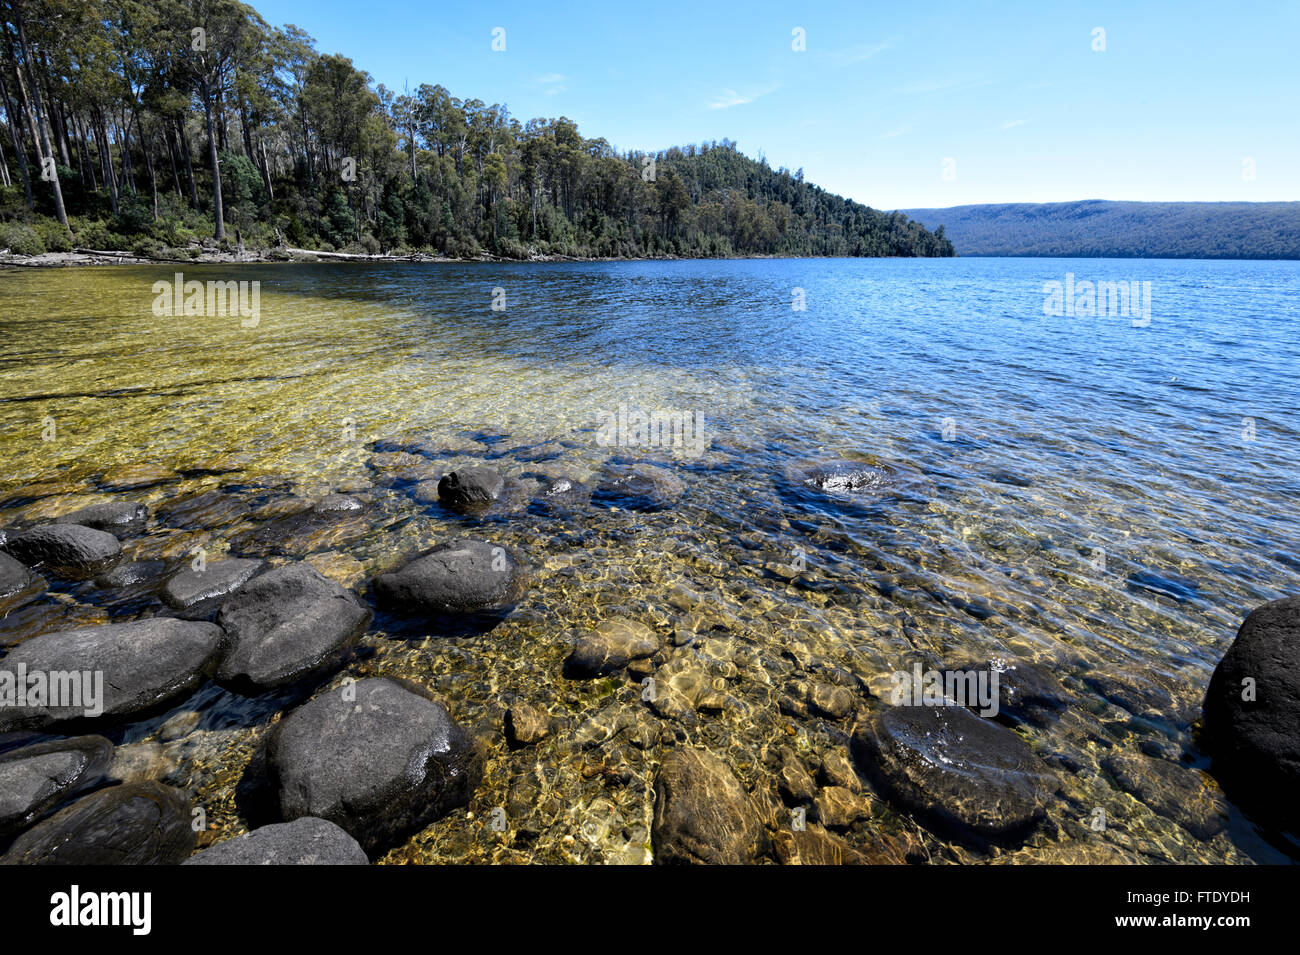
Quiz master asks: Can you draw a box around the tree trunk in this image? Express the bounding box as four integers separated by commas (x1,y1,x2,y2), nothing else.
199,76,225,241
10,8,66,225
0,69,32,206
177,115,198,207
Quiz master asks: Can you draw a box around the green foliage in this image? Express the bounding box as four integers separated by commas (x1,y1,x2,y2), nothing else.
34,220,74,252
0,222,44,255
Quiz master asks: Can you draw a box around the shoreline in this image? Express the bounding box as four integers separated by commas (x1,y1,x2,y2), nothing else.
0,248,946,269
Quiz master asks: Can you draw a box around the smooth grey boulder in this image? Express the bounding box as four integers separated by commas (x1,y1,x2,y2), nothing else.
162,557,264,610
53,501,148,534
0,524,121,580
652,747,767,864
267,678,483,855
565,617,660,677
372,539,525,616
1203,595,1300,828
0,781,195,865
0,618,225,731
215,563,371,692
0,736,114,841
851,704,1056,847
183,817,368,865
437,466,505,509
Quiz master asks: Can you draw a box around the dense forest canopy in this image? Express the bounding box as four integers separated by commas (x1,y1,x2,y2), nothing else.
902,200,1300,260
0,0,954,259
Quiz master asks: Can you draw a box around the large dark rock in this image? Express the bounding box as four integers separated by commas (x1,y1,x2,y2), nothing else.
0,524,121,580
162,557,264,611
652,748,767,864
53,501,148,534
372,539,525,617
215,563,371,692
565,617,659,677
0,618,225,731
594,463,685,511
0,736,113,842
437,466,504,510
1203,595,1300,828
0,552,41,608
0,781,195,864
182,817,368,865
851,705,1055,847
267,678,483,855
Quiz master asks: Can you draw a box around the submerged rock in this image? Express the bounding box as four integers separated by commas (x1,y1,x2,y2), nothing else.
782,457,921,510
0,618,225,731
955,657,1070,727
162,557,264,611
505,703,551,747
0,781,195,864
268,678,483,855
99,464,178,491
533,476,591,511
594,463,685,511
1102,751,1228,839
0,736,114,841
437,466,505,510
372,539,526,617
229,504,369,557
773,824,869,865
53,501,148,534
1126,569,1202,604
183,817,368,865
0,524,121,580
565,617,659,678
851,705,1055,847
158,489,251,530
215,563,371,691
1203,595,1300,828
652,748,766,864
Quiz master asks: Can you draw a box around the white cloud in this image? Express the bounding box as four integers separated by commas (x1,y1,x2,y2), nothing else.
708,84,780,110
1001,119,1029,130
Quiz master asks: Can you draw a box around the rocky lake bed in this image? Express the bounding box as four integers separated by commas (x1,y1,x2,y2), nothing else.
1,432,1295,866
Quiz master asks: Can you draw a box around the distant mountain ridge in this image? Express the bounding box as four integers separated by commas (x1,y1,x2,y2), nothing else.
899,200,1300,259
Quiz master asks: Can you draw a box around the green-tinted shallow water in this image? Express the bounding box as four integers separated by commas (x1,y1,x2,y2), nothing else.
1,258,1298,863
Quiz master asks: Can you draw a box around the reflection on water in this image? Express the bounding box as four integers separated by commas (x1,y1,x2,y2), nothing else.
1,257,1298,864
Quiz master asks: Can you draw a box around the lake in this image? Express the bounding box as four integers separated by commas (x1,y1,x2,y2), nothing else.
1,256,1298,863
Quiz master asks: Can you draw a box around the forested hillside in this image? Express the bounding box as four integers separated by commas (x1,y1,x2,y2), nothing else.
901,200,1300,260
0,0,953,259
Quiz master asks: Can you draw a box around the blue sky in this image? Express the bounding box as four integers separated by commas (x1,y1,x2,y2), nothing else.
251,0,1300,210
